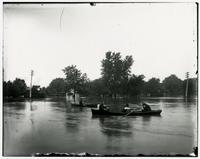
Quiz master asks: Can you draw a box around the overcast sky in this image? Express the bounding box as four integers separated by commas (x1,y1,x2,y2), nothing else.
3,3,197,87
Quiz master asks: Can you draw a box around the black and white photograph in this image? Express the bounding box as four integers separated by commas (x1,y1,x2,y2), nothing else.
2,1,198,157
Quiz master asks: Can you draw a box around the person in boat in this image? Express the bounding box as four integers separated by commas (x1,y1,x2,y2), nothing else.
99,104,104,110
142,103,151,112
122,103,131,112
97,103,105,110
97,103,109,111
79,99,83,106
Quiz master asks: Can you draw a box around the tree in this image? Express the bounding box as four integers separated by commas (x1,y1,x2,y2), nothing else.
63,65,89,96
128,74,145,97
88,78,109,96
101,51,133,98
3,81,13,97
12,78,27,97
162,74,183,96
31,85,46,98
183,78,197,97
144,78,163,97
47,78,66,96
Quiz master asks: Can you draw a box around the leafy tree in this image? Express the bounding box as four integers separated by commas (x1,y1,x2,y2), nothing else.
3,81,13,97
128,74,145,97
183,78,197,97
88,78,109,96
162,74,183,96
101,51,133,98
31,85,46,98
144,78,163,97
63,65,89,96
3,81,7,97
12,78,27,97
47,78,66,96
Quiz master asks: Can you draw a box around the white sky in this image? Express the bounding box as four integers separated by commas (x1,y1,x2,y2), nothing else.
3,3,197,87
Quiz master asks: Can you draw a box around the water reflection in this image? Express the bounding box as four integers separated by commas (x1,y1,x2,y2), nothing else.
92,116,133,137
29,101,37,111
141,116,152,126
92,116,134,154
65,115,82,133
3,97,197,156
64,104,87,134
4,102,26,111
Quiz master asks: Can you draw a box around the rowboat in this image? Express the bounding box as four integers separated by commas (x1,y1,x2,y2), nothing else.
71,103,97,108
91,108,162,116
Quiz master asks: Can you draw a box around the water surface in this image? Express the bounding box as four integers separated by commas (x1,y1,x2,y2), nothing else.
3,97,197,156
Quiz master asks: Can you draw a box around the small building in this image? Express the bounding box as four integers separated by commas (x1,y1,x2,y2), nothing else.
66,91,80,104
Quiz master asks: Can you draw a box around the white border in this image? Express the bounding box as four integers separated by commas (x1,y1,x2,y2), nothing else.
0,0,199,159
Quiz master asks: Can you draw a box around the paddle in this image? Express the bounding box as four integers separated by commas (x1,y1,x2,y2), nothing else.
123,109,135,117
123,105,143,117
123,108,140,117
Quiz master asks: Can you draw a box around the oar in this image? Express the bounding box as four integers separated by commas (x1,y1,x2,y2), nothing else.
123,109,136,117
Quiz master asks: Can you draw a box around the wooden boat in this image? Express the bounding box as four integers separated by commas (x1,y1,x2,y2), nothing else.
71,103,97,108
91,108,162,116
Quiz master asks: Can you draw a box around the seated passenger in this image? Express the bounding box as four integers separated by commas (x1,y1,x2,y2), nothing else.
79,99,83,106
104,105,110,111
142,103,151,112
97,104,109,111
122,103,131,112
99,103,106,111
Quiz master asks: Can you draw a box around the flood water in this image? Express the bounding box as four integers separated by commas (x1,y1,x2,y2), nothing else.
3,97,197,156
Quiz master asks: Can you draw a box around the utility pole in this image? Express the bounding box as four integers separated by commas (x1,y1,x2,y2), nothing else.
29,70,34,99
185,72,189,98
3,38,4,82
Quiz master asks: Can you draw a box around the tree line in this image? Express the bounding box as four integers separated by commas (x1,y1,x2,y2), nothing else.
3,51,197,99
3,78,46,99
46,72,197,98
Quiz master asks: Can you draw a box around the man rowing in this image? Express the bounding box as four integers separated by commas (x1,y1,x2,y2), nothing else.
142,102,151,112
122,102,152,112
97,103,109,111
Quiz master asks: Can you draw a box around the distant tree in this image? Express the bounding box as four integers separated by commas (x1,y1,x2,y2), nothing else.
40,87,47,97
162,74,183,96
47,78,66,96
3,81,7,97
12,78,27,97
183,78,197,97
101,51,133,98
144,78,163,97
3,81,13,97
31,85,46,98
88,78,109,96
128,74,145,97
63,65,89,96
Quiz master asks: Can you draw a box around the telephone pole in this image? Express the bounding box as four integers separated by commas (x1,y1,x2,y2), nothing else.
29,70,34,99
185,72,189,98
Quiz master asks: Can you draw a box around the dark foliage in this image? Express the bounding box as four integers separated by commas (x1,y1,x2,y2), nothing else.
63,65,89,94
87,78,109,96
182,78,197,97
3,81,13,97
128,74,145,97
101,51,133,98
144,78,163,97
162,74,183,96
3,79,46,99
3,78,27,98
46,78,66,96
30,86,46,98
